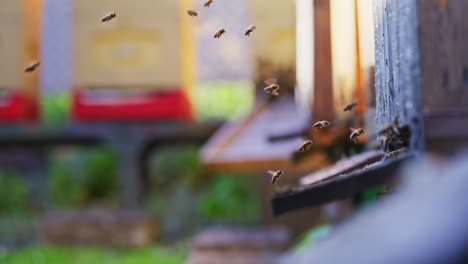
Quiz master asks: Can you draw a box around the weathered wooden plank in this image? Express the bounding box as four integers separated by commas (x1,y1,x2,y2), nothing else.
271,153,412,216
417,0,468,112
374,0,424,151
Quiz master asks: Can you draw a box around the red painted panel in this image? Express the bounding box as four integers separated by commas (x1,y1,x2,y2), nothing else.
0,91,38,123
71,88,193,122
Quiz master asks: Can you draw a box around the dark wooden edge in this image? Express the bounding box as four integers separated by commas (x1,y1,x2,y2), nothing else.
0,122,220,146
270,152,413,216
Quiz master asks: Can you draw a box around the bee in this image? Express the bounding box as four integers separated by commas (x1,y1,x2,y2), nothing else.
245,25,256,36
24,61,40,72
377,134,390,152
204,0,213,8
101,12,117,22
343,101,358,111
214,28,226,39
298,140,313,152
313,120,330,130
268,170,283,185
349,128,365,143
263,78,280,96
187,10,198,17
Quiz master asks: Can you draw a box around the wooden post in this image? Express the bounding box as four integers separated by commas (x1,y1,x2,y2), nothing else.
353,0,366,117
109,125,144,208
313,0,334,121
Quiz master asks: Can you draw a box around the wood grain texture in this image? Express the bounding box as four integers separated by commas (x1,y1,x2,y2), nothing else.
417,0,468,112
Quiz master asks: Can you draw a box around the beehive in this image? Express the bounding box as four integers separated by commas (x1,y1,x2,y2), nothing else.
0,0,39,122
72,0,194,120
250,0,296,91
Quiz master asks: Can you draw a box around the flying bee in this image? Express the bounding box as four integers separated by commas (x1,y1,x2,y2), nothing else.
187,10,198,17
313,120,330,130
268,170,284,185
204,0,213,7
343,100,358,111
298,140,313,152
349,128,365,143
101,12,116,22
24,61,40,73
263,78,280,96
214,28,226,39
245,25,256,36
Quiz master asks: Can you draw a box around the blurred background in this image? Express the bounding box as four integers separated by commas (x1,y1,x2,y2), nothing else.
2,0,466,263
2,0,372,262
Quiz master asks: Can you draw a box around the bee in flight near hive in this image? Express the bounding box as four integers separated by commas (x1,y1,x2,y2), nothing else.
313,120,330,130
24,61,40,73
214,28,226,39
101,12,117,22
204,0,213,8
263,78,280,96
268,170,283,185
245,25,256,36
343,100,358,111
349,128,365,143
187,10,198,17
298,140,313,152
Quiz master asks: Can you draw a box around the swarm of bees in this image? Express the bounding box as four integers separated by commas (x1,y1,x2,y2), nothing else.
378,115,410,156
101,12,117,22
24,61,40,73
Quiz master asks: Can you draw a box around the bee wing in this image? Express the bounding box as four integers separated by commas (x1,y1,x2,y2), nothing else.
267,170,276,176
349,127,356,132
264,78,277,85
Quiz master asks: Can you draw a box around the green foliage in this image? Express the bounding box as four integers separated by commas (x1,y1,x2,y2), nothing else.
147,146,260,239
1,244,187,264
0,172,28,215
49,147,117,207
41,93,70,125
148,145,201,190
198,175,260,223
194,80,254,121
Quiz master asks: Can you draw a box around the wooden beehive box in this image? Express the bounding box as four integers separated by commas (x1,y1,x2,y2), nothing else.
71,0,193,121
0,1,39,122
0,1,23,94
250,0,296,93
73,0,185,90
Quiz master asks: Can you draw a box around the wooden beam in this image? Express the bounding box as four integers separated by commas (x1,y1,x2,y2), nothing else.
312,0,334,121
271,152,413,216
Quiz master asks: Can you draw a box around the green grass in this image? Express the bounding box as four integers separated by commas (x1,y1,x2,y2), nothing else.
1,244,188,264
